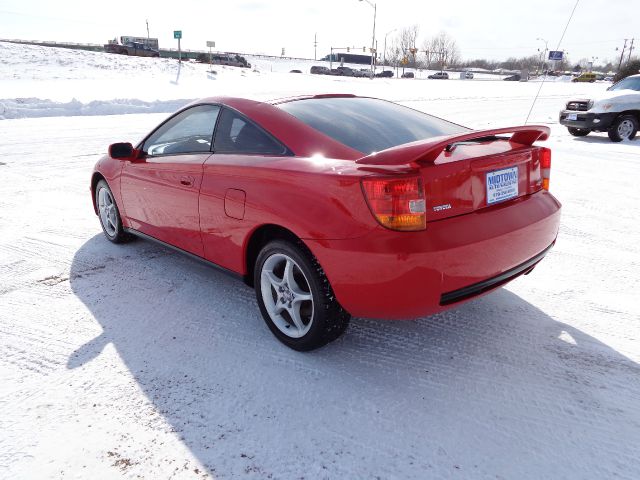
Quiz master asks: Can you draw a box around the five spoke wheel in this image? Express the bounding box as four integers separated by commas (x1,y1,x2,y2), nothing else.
260,253,314,338
254,240,350,350
94,179,131,244
98,186,118,237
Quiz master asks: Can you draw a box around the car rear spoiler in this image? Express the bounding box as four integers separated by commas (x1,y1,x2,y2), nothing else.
355,125,550,166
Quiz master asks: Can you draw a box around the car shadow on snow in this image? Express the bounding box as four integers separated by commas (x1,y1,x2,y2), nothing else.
68,234,640,478
571,135,639,144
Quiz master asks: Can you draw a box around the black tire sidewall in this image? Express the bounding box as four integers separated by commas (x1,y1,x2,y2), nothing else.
609,115,639,142
254,240,340,351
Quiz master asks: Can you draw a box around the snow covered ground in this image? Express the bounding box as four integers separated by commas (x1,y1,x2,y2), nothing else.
1,41,639,479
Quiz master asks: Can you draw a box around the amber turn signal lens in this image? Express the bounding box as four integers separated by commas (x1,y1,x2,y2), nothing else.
361,177,427,231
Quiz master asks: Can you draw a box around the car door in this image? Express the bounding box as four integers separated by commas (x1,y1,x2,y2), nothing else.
120,104,221,257
199,107,290,272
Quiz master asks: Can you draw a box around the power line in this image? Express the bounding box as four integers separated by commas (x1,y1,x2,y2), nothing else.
525,0,580,124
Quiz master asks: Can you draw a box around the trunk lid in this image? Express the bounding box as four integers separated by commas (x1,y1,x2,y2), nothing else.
356,126,549,222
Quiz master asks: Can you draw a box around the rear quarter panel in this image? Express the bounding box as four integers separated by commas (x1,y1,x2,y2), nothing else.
199,154,379,273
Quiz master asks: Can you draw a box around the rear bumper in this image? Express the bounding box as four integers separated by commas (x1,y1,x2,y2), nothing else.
559,111,617,131
306,190,561,319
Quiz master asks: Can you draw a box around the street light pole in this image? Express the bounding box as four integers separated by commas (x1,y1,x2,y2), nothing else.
383,28,396,70
359,0,376,77
536,37,548,74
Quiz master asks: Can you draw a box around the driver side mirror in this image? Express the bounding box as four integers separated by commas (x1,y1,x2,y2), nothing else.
108,142,139,160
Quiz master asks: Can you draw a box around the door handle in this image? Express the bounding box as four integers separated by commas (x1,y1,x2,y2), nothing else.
180,176,194,187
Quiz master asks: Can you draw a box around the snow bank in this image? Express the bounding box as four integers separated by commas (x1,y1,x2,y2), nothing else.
0,97,193,119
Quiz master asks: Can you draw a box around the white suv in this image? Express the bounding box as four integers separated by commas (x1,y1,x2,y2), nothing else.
559,74,640,142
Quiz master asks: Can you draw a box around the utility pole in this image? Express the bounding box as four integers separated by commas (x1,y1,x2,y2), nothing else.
314,33,317,60
617,39,628,71
627,38,635,63
358,0,377,77
146,19,149,40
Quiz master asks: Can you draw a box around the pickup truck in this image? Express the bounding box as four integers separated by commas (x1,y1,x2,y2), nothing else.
559,74,640,142
104,42,160,58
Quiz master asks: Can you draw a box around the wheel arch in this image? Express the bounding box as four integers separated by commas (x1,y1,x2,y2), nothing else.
614,110,640,123
90,172,107,215
243,224,309,287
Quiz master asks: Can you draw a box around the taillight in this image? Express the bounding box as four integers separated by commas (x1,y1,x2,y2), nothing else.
361,177,426,231
540,147,551,191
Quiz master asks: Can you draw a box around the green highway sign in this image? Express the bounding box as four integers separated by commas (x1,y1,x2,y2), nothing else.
174,30,182,39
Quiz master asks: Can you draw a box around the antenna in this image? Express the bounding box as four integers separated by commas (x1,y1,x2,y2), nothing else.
525,0,580,124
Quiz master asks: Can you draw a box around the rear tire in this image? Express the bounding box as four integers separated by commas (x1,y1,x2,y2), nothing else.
254,240,350,351
608,115,638,142
568,127,590,137
95,180,132,244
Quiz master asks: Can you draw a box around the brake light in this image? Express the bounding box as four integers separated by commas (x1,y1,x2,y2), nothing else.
361,177,426,231
540,147,551,191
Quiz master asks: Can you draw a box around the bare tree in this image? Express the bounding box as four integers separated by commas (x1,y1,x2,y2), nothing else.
386,26,420,69
398,25,419,67
422,32,459,71
386,36,403,69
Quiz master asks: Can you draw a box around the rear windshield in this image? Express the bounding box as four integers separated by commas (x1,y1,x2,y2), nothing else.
278,96,468,154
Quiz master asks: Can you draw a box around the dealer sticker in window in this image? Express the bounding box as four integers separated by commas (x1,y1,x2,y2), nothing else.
486,166,519,205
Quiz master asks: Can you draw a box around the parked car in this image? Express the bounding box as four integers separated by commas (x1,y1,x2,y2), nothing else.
604,76,614,82
353,69,371,78
572,72,597,83
92,95,561,350
428,72,449,79
401,72,415,78
503,74,521,81
464,71,474,79
559,74,640,141
375,70,394,78
209,53,251,68
310,66,330,75
334,66,354,76
104,42,160,58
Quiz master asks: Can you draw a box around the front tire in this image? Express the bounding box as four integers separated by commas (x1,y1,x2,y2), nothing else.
254,240,350,351
568,127,590,137
95,180,132,244
608,115,638,142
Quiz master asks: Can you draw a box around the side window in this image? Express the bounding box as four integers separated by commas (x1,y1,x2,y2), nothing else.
213,108,287,155
143,105,220,156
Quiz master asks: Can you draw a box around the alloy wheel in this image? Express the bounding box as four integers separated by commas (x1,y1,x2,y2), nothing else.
98,187,118,237
260,253,314,338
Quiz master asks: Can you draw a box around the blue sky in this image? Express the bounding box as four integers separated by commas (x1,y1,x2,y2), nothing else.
0,0,637,63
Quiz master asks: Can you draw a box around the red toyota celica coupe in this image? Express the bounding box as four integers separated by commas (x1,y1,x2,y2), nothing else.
91,94,561,350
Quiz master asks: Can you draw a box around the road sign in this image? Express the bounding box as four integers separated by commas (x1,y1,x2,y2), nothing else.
548,50,563,61
206,40,215,48
174,30,182,39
